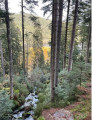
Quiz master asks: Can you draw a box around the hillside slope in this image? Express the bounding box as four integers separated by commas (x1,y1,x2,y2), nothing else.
12,14,51,45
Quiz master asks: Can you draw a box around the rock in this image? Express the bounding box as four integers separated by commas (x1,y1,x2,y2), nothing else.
53,109,74,120
13,111,24,119
32,93,35,96
35,91,39,95
25,115,34,120
27,98,33,102
25,105,34,112
12,118,18,120
22,112,31,118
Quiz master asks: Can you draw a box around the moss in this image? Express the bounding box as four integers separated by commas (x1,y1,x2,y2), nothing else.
74,113,88,120
3,87,10,91
14,89,19,94
71,100,91,120
37,116,45,120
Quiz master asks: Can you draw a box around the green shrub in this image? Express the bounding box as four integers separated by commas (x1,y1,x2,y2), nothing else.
30,67,43,83
0,90,14,120
18,95,25,105
34,84,51,118
26,80,34,93
37,116,45,120
38,93,45,102
14,81,29,97
13,76,30,107
13,100,20,107
55,81,77,102
2,80,10,88
46,80,50,84
34,103,44,118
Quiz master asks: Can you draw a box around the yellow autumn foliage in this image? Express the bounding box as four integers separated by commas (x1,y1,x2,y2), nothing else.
25,47,51,70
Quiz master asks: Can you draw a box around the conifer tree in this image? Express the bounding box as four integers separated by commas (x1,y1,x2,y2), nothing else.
5,0,13,98
63,0,70,69
68,0,78,72
0,39,5,78
21,0,25,79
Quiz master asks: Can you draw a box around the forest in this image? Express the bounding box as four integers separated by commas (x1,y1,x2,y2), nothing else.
0,0,91,120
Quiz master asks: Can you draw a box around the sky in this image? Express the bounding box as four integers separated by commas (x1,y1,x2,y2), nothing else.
8,0,51,19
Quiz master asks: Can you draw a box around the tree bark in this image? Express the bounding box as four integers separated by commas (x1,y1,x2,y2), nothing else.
26,35,29,75
5,0,13,98
54,0,59,88
51,0,56,101
86,24,91,63
63,0,70,69
82,41,83,51
21,0,25,79
54,0,63,87
0,39,5,78
68,0,78,72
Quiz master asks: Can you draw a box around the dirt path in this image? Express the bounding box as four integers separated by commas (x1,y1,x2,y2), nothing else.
42,82,91,120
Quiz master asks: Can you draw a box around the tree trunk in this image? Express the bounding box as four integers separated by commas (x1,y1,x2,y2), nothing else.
51,0,56,101
21,0,25,79
82,41,83,51
63,0,70,69
54,0,63,87
68,0,78,72
0,39,5,78
26,35,29,75
86,24,91,63
54,0,59,88
5,0,13,98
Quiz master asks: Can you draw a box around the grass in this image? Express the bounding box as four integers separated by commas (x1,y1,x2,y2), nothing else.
70,81,91,120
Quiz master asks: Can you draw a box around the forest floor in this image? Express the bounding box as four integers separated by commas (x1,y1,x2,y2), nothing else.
42,82,91,120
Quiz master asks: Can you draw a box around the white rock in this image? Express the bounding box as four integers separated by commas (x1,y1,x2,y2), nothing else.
53,109,74,120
